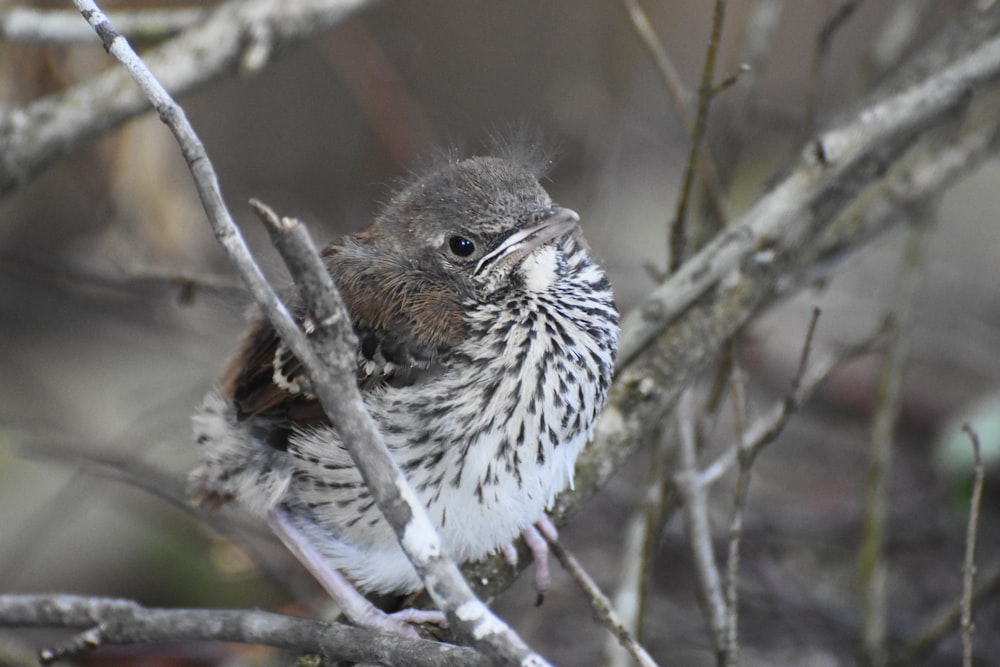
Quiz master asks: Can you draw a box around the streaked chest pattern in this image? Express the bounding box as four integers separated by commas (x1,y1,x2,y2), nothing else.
288,238,618,560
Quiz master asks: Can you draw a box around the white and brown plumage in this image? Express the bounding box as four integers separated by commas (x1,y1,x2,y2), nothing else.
191,155,618,627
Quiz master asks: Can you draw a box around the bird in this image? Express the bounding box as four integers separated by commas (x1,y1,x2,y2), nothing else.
190,153,619,634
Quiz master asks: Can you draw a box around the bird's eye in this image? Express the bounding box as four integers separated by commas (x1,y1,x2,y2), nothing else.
448,235,476,257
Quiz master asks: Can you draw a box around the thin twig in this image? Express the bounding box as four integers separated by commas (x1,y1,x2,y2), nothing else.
675,389,728,662
546,538,658,667
615,14,1000,368
620,0,692,121
699,317,883,490
721,309,819,666
669,0,729,273
1,0,376,198
620,0,730,249
70,4,545,664
722,348,748,667
804,0,863,137
959,424,985,667
713,63,750,95
860,220,926,667
888,562,1000,667
604,427,677,667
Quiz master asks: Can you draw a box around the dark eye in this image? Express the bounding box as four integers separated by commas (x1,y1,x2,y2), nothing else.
448,235,476,257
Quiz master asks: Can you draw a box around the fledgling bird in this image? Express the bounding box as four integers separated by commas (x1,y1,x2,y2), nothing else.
190,154,619,633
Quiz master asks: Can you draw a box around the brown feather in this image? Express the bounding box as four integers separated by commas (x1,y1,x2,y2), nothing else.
218,233,466,435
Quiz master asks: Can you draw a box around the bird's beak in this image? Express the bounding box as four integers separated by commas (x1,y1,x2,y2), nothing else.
475,207,579,277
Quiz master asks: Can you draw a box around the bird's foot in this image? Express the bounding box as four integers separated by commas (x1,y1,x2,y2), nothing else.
502,516,558,603
269,506,446,638
358,606,448,638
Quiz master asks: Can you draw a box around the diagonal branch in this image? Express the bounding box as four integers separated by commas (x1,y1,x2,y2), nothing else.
466,5,1000,600
616,8,1000,369
68,2,546,664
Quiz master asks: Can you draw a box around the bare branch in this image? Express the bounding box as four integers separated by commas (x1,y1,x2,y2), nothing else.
860,220,927,667
616,9,1000,368
546,538,657,667
0,594,489,667
603,428,678,667
804,1,863,136
889,562,1000,667
674,389,728,661
868,0,933,75
0,7,205,43
68,3,546,663
620,0,730,232
960,424,986,667
669,0,729,272
0,0,375,198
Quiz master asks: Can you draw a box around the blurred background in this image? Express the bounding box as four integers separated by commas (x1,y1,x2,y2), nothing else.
1,0,998,664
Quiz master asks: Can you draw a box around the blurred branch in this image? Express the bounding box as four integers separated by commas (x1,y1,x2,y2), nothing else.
616,5,1000,369
0,6,205,43
959,424,986,667
603,426,678,667
722,346,748,667
888,562,1000,667
672,310,833,667
674,389,728,661
620,0,730,233
669,0,729,272
18,437,328,609
860,216,927,667
0,594,489,667
0,0,376,199
868,0,932,77
69,2,545,663
804,1,863,136
545,538,657,667
468,4,1000,602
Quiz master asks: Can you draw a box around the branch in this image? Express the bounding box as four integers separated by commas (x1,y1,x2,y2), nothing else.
860,218,927,667
545,539,657,667
0,7,205,43
0,594,489,667
465,108,1000,604
668,0,729,271
889,562,1000,667
959,424,986,667
616,6,1000,369
675,390,728,661
69,2,546,664
0,0,375,198
420,3,1000,620
621,0,730,233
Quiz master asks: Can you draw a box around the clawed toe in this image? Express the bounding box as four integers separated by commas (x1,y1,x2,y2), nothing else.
502,517,559,601
365,607,447,638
